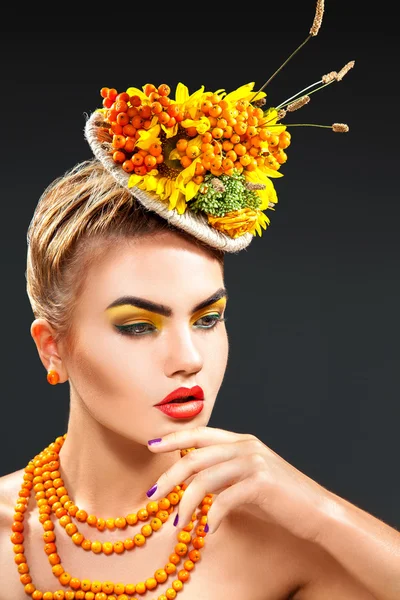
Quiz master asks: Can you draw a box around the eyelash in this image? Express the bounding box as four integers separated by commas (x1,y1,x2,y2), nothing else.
115,313,227,337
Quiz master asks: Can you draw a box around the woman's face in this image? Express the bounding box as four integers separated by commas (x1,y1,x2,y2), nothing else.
62,231,229,444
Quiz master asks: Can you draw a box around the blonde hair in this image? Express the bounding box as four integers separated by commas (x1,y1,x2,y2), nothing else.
26,158,224,350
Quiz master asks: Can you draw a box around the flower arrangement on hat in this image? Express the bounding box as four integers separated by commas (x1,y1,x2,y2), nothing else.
93,0,354,240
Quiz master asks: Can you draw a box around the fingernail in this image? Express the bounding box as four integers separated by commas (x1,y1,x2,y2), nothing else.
146,484,157,498
173,513,179,527
148,438,163,445
204,523,209,533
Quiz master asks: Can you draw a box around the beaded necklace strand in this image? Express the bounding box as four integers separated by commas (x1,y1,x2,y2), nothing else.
10,434,212,599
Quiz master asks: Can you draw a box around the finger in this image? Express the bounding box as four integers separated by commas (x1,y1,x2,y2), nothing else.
147,442,243,501
206,471,266,534
147,425,254,453
173,454,263,530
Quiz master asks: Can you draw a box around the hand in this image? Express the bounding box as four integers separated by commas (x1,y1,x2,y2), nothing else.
146,426,330,541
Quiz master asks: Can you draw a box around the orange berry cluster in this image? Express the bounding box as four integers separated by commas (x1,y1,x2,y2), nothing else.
100,84,292,181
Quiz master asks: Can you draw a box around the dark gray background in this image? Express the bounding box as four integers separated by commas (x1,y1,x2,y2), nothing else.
1,8,399,532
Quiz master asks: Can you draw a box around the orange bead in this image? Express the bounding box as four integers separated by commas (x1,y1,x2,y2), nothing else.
173,579,184,590
144,83,157,96
75,510,88,523
71,532,84,546
148,143,162,157
59,571,71,585
81,579,92,591
10,532,23,544
113,541,125,554
47,370,59,385
102,542,114,555
90,581,102,593
91,541,102,553
113,583,125,595
133,533,146,546
65,523,78,536
155,569,168,583
123,538,134,550
144,154,157,169
49,553,61,565
158,84,171,96
126,513,138,525
101,582,114,594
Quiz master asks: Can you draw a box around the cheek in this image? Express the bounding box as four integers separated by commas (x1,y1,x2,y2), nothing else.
205,327,229,384
67,329,152,413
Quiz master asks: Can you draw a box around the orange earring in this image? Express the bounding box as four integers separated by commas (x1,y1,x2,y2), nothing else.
47,370,60,385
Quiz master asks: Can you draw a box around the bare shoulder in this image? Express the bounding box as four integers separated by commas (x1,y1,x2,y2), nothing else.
226,506,310,599
290,538,377,599
0,469,26,599
232,506,376,600
0,468,25,523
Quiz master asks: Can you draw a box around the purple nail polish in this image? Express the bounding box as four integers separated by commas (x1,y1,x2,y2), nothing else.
148,438,162,445
204,523,209,533
146,484,157,498
173,513,179,527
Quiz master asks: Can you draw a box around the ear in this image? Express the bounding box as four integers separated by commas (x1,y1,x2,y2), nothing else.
30,319,69,383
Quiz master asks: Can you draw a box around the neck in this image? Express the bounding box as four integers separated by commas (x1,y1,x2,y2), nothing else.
58,395,181,516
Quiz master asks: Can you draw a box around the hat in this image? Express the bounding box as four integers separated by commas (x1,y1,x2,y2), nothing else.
84,0,354,253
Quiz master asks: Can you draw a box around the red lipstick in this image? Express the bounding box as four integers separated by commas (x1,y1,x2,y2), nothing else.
155,385,204,405
155,385,204,419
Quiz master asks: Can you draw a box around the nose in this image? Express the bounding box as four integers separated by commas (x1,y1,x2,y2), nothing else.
163,324,204,378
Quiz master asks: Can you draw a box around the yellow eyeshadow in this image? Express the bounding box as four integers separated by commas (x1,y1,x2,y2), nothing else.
190,298,227,325
107,298,226,327
107,306,164,328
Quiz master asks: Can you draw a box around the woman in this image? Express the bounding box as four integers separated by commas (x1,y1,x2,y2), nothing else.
1,5,399,599
0,159,384,600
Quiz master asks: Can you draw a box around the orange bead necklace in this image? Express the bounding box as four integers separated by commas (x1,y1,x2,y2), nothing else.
11,433,213,600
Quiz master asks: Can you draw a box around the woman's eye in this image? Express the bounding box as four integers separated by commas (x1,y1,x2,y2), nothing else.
194,313,226,330
115,322,156,336
115,313,226,337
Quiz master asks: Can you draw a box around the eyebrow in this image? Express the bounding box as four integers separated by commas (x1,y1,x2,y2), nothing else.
105,287,228,317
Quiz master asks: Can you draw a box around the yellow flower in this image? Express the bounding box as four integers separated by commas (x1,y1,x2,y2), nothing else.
208,208,266,238
106,80,291,237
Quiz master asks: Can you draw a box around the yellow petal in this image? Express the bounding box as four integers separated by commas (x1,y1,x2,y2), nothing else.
174,192,187,214
156,177,167,197
144,174,159,192
169,148,182,161
184,180,201,202
187,135,202,149
182,116,211,135
125,87,148,101
162,122,179,138
128,174,144,188
176,157,200,188
167,185,180,209
136,125,161,150
175,82,189,104
258,164,284,179
223,83,255,104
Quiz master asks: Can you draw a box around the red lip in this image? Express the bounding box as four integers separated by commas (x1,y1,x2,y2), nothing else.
155,385,204,406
